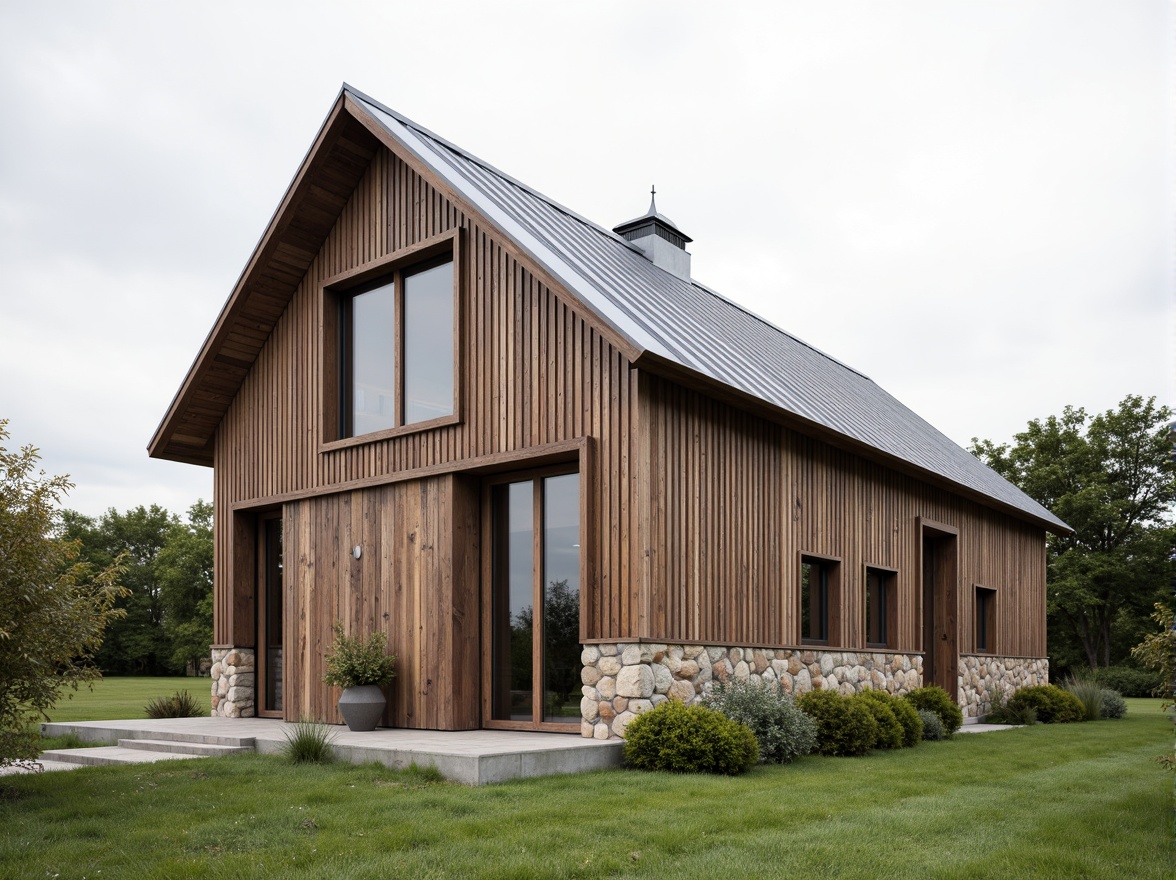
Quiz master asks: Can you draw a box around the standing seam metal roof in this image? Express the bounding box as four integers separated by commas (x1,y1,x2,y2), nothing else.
347,87,1068,532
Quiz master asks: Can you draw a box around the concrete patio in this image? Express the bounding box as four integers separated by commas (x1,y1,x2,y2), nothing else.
36,717,623,785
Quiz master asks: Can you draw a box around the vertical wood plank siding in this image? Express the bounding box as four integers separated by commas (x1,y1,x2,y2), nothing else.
639,374,1046,658
211,148,639,688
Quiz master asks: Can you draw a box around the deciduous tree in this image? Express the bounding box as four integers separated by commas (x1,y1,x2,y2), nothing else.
0,420,127,766
971,395,1175,670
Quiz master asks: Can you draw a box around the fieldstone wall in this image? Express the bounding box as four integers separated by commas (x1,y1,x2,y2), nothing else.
579,643,923,739
958,654,1049,719
210,646,256,718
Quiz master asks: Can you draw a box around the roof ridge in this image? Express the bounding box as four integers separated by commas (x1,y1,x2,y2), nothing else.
343,84,640,253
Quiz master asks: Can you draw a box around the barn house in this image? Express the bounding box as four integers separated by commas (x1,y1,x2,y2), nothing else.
150,85,1069,737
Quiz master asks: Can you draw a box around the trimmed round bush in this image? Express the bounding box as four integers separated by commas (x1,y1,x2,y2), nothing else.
1006,685,1085,724
903,686,963,736
701,679,817,764
623,699,759,775
858,688,923,747
851,692,903,749
917,709,946,741
797,689,879,757
1100,689,1127,720
1088,666,1165,698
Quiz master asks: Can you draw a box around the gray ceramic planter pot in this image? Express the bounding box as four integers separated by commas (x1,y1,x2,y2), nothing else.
338,685,386,731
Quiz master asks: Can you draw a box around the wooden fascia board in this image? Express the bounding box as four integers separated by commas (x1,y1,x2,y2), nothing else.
342,95,646,367
634,350,1073,537
149,93,372,464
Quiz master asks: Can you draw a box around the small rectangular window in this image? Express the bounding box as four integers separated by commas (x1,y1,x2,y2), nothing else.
865,567,896,648
975,587,997,653
800,555,839,645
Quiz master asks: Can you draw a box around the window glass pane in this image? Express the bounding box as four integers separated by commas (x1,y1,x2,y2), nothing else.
866,570,888,646
801,560,828,642
491,481,533,721
542,474,580,724
350,281,397,436
403,261,454,424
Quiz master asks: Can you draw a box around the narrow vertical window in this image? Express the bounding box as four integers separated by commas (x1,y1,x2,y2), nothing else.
975,587,997,653
403,260,454,424
345,280,397,437
865,567,896,648
801,555,838,645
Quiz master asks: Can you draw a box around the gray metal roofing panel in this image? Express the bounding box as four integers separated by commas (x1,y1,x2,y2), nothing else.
347,89,1068,532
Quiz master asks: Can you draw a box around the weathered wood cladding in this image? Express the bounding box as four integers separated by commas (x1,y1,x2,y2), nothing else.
639,374,1046,658
281,475,480,728
212,146,639,648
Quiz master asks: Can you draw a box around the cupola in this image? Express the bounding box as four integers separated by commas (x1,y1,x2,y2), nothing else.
612,187,692,281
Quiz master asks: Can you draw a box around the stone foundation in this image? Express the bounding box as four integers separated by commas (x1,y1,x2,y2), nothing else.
579,643,923,739
958,654,1049,719
210,646,256,718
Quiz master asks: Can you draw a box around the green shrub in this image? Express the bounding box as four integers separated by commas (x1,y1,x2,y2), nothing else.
323,622,396,688
917,709,946,741
903,686,963,736
701,679,817,764
1100,689,1128,720
623,699,758,775
796,689,879,757
280,719,337,764
984,692,1037,726
857,689,922,747
1006,685,1085,724
1061,675,1105,721
1088,666,1165,698
144,690,204,719
851,692,903,749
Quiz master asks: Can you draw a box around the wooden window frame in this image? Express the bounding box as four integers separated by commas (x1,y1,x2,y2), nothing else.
799,552,841,647
319,229,462,451
974,585,998,654
480,461,588,733
864,564,898,650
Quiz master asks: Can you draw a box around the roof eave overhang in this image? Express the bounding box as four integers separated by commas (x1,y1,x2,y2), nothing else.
634,350,1074,536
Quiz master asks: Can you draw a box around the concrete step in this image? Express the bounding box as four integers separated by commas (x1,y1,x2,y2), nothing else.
117,738,253,757
40,722,256,749
39,747,203,768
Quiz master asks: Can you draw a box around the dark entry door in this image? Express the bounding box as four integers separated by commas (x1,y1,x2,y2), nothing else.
257,513,283,717
921,522,959,695
484,469,581,731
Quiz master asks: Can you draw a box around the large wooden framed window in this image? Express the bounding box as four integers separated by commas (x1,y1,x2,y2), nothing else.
321,232,460,447
865,566,897,649
799,553,841,646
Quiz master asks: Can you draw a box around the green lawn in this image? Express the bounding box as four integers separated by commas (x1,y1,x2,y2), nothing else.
2,699,1171,879
43,676,212,722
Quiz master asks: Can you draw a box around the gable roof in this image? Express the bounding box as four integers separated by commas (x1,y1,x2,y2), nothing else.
150,84,1070,534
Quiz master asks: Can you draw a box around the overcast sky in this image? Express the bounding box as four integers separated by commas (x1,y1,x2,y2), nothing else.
1,1,1171,519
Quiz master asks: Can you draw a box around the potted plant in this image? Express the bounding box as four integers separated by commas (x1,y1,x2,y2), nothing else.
323,621,396,731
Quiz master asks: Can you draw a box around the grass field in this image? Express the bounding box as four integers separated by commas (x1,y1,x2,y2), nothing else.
2,696,1171,879
43,676,212,722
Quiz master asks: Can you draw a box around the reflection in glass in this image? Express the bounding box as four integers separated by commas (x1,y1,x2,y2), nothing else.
542,474,580,724
403,261,454,424
264,517,283,711
491,482,533,721
350,281,396,436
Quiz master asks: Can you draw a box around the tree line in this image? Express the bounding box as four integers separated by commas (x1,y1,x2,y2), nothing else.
58,500,213,676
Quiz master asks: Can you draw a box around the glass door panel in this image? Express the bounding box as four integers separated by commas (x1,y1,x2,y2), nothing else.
490,481,534,722
542,473,580,725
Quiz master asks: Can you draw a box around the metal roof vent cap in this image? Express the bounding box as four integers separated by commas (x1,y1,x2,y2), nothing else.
612,187,692,281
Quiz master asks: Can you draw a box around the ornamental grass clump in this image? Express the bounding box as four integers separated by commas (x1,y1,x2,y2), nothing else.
280,719,337,764
984,692,1037,726
796,689,879,757
1062,675,1107,721
1006,685,1085,724
623,699,758,775
701,679,817,764
144,690,204,719
903,686,963,737
323,622,396,689
856,689,922,747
